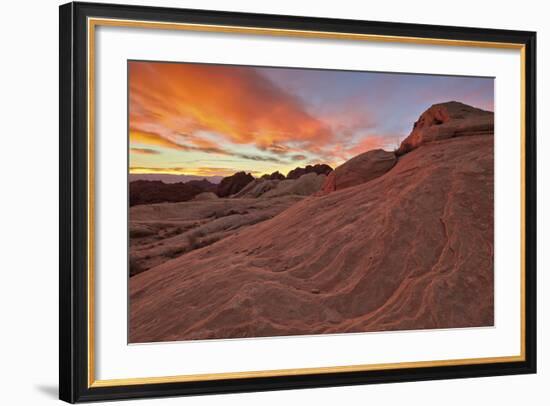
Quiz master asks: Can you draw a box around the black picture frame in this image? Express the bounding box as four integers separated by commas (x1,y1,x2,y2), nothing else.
59,1,537,403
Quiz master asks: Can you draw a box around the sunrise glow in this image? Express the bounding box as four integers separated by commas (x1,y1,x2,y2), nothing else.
129,62,494,177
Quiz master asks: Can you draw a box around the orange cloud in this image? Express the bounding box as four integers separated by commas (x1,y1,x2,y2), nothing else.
129,62,333,152
130,129,186,151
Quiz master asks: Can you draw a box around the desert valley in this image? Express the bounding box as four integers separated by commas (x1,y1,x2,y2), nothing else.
129,101,494,342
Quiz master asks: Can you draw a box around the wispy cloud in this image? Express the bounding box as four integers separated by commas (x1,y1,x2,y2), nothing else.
130,147,161,155
130,166,261,177
132,128,287,164
130,129,187,151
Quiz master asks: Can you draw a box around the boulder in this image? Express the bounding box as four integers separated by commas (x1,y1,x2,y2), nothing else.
322,149,396,192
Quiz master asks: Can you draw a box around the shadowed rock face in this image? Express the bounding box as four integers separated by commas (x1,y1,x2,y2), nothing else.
216,172,255,197
287,164,332,179
261,171,285,181
129,179,217,206
322,149,396,193
396,101,493,155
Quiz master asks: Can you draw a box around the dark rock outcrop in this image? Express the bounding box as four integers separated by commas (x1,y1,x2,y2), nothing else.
129,179,217,206
216,172,255,197
287,164,332,180
261,171,285,180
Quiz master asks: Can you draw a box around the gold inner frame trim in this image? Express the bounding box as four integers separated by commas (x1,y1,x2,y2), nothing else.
87,17,527,388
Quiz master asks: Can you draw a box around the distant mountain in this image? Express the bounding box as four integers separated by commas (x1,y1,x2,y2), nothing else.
129,173,224,184
129,179,217,206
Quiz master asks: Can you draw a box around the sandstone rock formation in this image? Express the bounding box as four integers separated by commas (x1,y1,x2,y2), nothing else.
234,173,327,199
262,173,326,198
232,179,280,198
216,172,254,197
129,179,217,206
130,135,494,341
287,164,332,179
396,101,493,155
322,149,396,193
261,171,285,181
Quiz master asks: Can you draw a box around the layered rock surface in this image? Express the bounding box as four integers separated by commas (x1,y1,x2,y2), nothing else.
129,196,302,276
262,173,326,198
232,179,280,198
235,173,327,199
322,149,396,192
130,138,494,341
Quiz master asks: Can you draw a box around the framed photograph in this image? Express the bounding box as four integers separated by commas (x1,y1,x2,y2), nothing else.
59,2,537,403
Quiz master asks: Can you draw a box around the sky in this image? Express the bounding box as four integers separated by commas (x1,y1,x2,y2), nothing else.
129,61,494,178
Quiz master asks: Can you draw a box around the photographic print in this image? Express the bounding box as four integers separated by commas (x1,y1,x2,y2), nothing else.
60,4,537,401
128,61,495,343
